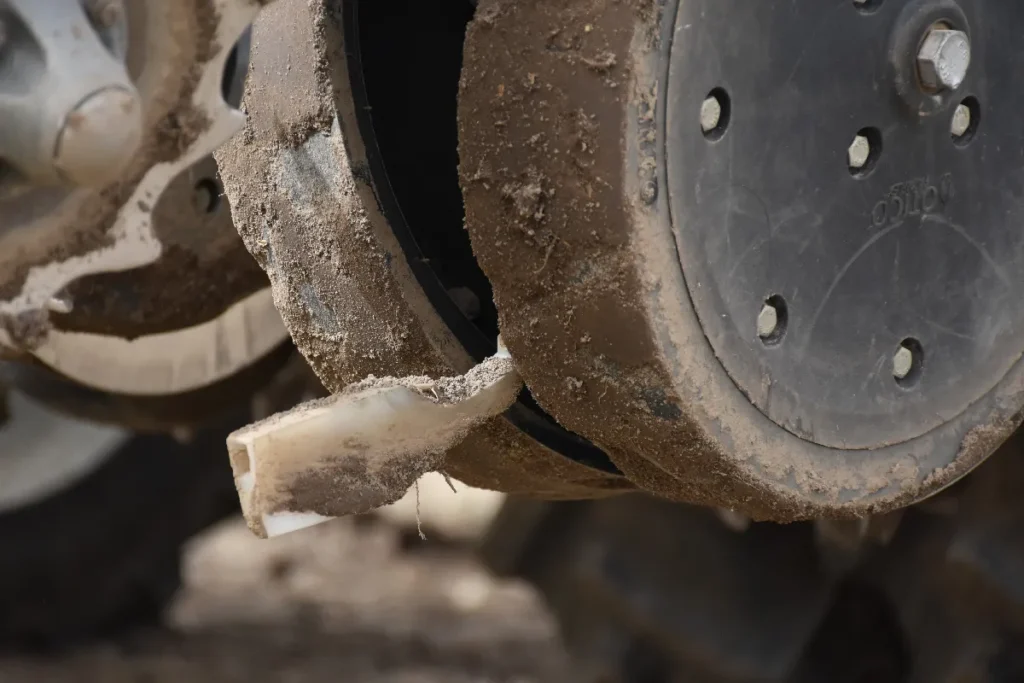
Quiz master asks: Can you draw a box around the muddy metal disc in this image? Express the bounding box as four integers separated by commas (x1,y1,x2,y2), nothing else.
458,0,1024,518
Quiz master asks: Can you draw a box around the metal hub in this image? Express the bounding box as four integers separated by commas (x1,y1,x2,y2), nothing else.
0,0,142,188
0,0,268,360
665,0,1018,449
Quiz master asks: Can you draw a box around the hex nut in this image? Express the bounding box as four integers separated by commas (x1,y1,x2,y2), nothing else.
700,95,722,133
951,103,971,138
757,304,779,339
893,345,915,380
848,135,871,170
918,29,971,92
85,0,124,29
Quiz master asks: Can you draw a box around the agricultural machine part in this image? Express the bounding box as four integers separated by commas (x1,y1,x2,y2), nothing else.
229,350,521,538
216,0,634,501
456,0,1024,519
0,0,293,426
217,0,1024,523
0,0,283,391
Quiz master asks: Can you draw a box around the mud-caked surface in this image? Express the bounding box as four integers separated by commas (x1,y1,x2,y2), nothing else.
0,517,576,683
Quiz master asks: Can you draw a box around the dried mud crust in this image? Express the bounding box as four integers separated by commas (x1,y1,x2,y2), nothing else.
457,0,1024,520
459,0,767,512
215,0,627,499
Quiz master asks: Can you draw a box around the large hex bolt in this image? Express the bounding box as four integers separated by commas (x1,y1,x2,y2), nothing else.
917,28,971,92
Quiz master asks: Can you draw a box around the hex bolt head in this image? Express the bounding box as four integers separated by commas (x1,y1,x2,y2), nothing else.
757,303,779,339
918,29,971,92
893,345,915,380
700,95,723,133
951,103,971,138
848,135,871,170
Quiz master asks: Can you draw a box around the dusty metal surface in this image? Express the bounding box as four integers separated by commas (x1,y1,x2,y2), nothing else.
0,0,269,367
0,0,141,188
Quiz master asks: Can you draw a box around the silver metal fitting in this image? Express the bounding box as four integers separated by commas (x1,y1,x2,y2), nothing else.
918,29,971,92
757,303,779,339
700,95,723,133
848,135,871,169
893,345,915,380
0,0,142,188
53,86,143,186
951,103,971,138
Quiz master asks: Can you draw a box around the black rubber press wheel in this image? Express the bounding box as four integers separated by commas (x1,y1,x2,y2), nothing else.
458,0,1024,519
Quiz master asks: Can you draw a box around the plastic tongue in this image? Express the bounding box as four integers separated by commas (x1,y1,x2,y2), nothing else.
227,348,521,538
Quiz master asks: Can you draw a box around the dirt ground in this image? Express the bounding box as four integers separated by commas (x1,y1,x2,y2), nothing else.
0,514,577,683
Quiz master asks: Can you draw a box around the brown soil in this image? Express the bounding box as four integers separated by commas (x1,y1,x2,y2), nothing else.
456,0,755,510
0,517,576,683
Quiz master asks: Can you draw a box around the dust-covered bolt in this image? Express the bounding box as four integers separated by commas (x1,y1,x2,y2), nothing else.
757,303,779,339
700,95,722,133
951,103,971,138
893,345,915,380
848,134,871,170
918,29,971,92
